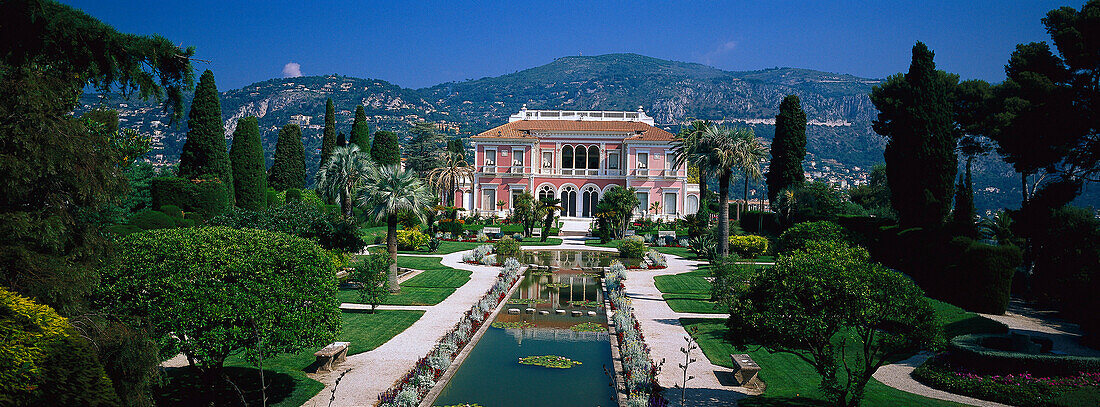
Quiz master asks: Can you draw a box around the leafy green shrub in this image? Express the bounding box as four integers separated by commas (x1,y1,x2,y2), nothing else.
354,253,392,312
160,204,184,219
947,334,1100,377
396,228,429,251
729,235,769,258
494,236,522,259
129,209,176,230
617,236,646,258
151,176,230,220
511,232,524,242
210,203,365,252
1,287,121,405
266,187,281,207
285,188,302,202
944,237,1021,314
776,220,851,253
438,219,464,235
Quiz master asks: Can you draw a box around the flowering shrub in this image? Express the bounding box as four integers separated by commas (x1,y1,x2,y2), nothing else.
913,355,1100,407
476,232,489,242
729,235,769,258
396,228,430,251
378,258,524,407
438,218,465,235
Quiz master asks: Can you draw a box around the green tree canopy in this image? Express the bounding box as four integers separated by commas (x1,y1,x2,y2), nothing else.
726,240,938,407
267,124,305,191
100,227,340,401
178,70,233,202
229,116,266,210
597,186,640,239
370,130,401,166
871,42,959,229
319,98,336,170
766,95,807,204
349,105,371,151
356,165,432,290
405,122,446,174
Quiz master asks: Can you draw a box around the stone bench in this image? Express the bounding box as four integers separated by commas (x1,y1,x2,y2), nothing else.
730,353,761,386
314,341,350,373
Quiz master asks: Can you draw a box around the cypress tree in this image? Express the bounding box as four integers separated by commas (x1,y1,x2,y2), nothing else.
319,99,336,170
871,42,959,228
178,70,234,201
766,95,807,204
268,124,305,191
349,105,370,150
337,131,346,147
229,117,266,210
370,130,401,165
949,172,976,237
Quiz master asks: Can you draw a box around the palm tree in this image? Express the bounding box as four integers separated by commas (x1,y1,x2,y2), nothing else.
698,125,756,257
734,131,768,216
357,164,433,292
426,152,474,207
536,197,562,242
316,145,370,219
672,120,713,217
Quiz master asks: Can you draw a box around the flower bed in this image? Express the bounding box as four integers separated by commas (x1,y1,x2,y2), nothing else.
518,355,583,369
604,262,669,407
913,354,1100,407
377,258,524,407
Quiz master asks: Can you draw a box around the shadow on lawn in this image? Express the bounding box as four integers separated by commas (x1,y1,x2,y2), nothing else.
154,366,298,407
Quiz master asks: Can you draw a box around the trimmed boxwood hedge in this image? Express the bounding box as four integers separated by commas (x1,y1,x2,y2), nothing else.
151,176,230,221
913,355,1058,407
948,334,1100,376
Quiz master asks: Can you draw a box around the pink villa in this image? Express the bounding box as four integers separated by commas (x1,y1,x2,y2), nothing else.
460,105,699,220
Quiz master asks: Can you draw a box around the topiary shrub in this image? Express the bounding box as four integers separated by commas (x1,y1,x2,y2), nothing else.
944,237,1021,314
396,228,429,251
266,187,282,207
151,176,230,221
210,203,365,253
776,220,851,253
160,204,184,220
129,209,176,230
494,236,522,259
729,235,769,258
0,287,121,405
285,188,302,202
617,236,646,258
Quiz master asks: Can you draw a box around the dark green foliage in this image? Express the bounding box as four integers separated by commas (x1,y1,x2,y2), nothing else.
82,107,120,133
1029,206,1100,341
160,205,183,220
766,95,807,203
267,124,305,191
319,99,336,170
737,210,780,236
266,187,281,207
178,70,234,202
120,162,157,214
128,209,175,230
913,356,1072,407
946,334,1100,377
949,172,977,237
354,253,391,312
779,181,847,224
405,122,446,174
871,42,959,229
447,136,468,161
847,164,893,218
776,220,852,253
349,105,371,151
285,188,302,202
210,203,366,253
101,227,340,400
944,238,1021,314
228,116,266,210
336,132,346,147
150,176,230,221
493,236,522,259
370,130,401,165
34,329,124,407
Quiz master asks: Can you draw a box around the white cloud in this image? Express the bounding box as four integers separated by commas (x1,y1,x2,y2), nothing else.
702,41,738,65
282,62,302,78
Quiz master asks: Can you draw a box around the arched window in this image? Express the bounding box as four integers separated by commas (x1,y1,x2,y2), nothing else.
560,185,578,217
581,186,599,217
686,195,699,215
575,146,587,170
561,146,574,169
538,185,554,201
588,146,600,170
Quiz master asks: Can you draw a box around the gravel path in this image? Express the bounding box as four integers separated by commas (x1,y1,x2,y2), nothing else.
872,353,1011,407
304,251,502,407
625,254,757,406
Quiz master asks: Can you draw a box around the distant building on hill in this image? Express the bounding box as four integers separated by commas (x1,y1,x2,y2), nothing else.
461,105,698,220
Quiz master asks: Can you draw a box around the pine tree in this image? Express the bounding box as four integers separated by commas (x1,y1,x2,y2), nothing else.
405,122,445,174
268,124,305,191
349,105,370,151
870,42,959,228
229,117,266,210
178,69,234,201
319,98,336,170
766,95,807,204
370,130,401,165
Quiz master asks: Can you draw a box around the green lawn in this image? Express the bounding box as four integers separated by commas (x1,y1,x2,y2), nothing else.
664,293,725,313
654,268,713,295
925,297,1008,339
340,256,472,306
681,318,962,407
155,310,422,407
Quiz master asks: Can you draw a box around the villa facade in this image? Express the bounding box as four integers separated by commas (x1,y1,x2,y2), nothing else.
460,106,698,220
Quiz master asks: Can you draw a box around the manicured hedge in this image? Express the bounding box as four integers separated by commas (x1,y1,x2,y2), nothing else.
729,235,769,258
739,210,780,235
948,334,1100,377
151,176,230,221
912,355,1059,407
944,238,1021,314
775,220,852,253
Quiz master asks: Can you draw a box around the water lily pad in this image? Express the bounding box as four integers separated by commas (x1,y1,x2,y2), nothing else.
518,355,583,369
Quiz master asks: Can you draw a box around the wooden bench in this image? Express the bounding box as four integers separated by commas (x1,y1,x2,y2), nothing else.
314,341,350,372
532,228,542,238
730,353,761,386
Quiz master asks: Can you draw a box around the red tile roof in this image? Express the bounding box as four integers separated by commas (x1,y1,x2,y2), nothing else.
473,120,675,142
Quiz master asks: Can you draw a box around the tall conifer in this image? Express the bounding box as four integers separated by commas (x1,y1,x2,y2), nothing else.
319,99,336,170
349,105,370,151
766,95,807,204
179,70,234,201
268,124,305,191
370,130,401,165
229,117,266,210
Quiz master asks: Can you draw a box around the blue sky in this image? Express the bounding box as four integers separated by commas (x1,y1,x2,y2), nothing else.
64,0,1084,90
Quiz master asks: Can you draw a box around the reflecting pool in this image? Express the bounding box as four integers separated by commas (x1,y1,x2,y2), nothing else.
519,249,641,269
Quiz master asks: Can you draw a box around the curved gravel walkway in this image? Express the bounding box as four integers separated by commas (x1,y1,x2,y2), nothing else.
872,352,1010,407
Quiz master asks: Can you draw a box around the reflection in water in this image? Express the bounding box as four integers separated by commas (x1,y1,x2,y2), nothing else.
519,250,641,269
